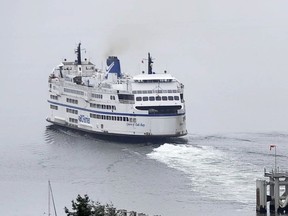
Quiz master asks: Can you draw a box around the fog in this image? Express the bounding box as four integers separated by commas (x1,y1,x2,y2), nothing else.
2,0,288,133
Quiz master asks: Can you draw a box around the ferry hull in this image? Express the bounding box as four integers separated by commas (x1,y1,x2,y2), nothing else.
46,117,187,138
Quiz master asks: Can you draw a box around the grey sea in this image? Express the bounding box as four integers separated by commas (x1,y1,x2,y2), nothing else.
1,89,288,216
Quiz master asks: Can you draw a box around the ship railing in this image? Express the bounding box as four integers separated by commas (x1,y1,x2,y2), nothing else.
132,89,181,94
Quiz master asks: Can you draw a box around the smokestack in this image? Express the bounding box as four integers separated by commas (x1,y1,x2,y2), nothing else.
106,56,121,78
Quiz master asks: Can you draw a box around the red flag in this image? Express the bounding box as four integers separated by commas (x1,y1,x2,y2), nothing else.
270,144,276,150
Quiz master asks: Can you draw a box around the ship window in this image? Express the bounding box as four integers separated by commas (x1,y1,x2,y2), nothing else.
91,93,103,99
112,116,116,121
156,96,161,101
136,97,142,101
107,116,111,120
174,96,180,100
69,118,78,123
50,105,58,110
168,90,173,93
107,105,111,109
66,108,78,114
118,94,134,101
162,96,167,101
149,96,155,101
173,90,177,93
90,113,97,118
129,118,136,123
66,98,78,104
142,90,147,94
50,95,58,100
143,97,148,101
90,103,97,108
168,96,173,101
162,90,168,93
148,90,152,94
112,106,116,110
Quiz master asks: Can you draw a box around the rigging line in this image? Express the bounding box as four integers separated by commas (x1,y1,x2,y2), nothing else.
48,181,50,216
49,180,58,216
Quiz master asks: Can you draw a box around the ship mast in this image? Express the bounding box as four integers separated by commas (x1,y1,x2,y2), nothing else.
75,43,82,65
148,52,153,74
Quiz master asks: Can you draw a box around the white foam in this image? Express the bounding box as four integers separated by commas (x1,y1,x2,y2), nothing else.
147,143,256,204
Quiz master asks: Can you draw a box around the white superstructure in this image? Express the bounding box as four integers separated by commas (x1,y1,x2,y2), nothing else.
47,43,187,137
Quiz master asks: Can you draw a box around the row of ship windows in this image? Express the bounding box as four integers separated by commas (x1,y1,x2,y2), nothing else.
64,88,84,96
67,98,78,104
52,95,180,105
51,94,113,101
51,100,116,112
64,89,104,99
90,113,136,122
90,103,116,110
51,106,136,124
51,106,134,123
136,95,179,102
132,89,178,94
50,95,58,100
50,105,58,110
50,104,115,114
62,66,95,71
66,108,78,114
91,93,103,99
51,96,112,107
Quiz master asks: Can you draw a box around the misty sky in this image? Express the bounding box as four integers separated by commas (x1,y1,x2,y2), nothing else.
2,0,288,134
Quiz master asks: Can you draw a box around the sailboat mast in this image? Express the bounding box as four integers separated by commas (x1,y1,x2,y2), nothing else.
48,181,51,216
48,180,58,216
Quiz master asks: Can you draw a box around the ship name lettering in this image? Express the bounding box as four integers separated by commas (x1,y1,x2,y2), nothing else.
126,123,145,127
79,115,90,124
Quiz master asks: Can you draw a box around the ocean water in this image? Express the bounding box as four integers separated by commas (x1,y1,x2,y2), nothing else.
1,114,288,216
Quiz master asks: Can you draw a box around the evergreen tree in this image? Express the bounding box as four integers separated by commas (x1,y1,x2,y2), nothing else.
64,194,93,216
64,195,116,216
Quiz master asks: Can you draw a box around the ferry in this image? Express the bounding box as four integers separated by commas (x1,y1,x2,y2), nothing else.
47,43,187,138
